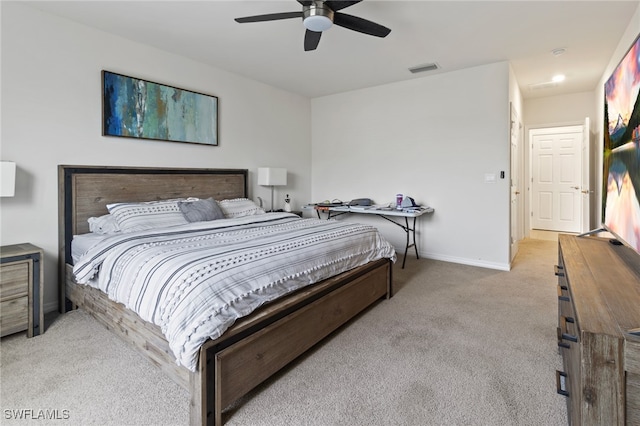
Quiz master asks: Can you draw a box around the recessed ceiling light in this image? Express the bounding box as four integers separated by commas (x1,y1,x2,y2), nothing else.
551,48,567,57
552,74,566,83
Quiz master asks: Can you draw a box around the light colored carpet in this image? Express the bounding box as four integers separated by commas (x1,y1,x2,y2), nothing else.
0,238,567,425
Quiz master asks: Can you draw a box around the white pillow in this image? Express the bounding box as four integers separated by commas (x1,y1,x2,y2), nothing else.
218,198,265,218
87,214,121,234
107,199,189,232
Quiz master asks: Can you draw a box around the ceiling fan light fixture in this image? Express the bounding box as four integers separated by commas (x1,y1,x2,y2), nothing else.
303,4,334,32
304,15,332,32
236,1,390,51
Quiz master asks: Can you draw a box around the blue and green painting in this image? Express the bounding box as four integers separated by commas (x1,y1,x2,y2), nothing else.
103,71,217,145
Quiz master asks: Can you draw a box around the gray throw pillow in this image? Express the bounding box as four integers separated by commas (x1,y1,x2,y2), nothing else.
178,198,225,222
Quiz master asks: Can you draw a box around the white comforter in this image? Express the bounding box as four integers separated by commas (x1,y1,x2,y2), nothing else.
73,213,396,371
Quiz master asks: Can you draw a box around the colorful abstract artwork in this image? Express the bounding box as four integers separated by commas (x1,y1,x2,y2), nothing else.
102,71,218,146
603,34,640,252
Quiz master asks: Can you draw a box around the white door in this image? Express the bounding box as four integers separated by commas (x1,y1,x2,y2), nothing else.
581,118,591,232
510,105,522,261
531,126,583,233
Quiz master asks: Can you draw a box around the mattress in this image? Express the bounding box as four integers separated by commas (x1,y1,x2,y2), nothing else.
72,213,396,370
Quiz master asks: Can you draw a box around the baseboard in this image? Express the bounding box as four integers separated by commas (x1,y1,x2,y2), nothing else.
417,251,511,271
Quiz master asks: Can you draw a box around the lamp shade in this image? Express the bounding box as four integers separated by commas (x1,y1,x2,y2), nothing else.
0,161,16,197
258,168,287,186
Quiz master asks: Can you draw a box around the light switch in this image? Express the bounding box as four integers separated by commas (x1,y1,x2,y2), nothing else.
484,173,496,184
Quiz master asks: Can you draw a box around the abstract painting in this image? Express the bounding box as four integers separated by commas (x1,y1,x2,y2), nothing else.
602,33,640,252
102,70,218,146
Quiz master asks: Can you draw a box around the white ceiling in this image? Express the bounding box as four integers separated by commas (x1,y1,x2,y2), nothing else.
24,0,640,99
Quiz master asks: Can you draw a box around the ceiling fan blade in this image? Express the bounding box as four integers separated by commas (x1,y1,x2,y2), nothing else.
297,0,313,6
235,11,303,23
304,29,322,51
333,12,391,37
325,1,362,11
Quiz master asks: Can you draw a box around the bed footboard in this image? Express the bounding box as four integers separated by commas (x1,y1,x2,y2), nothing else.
195,258,391,425
67,258,391,426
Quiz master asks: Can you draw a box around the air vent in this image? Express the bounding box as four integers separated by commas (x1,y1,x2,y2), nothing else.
409,63,439,74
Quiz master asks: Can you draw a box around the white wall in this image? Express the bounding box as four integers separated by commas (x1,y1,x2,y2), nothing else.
0,3,312,313
311,62,512,270
525,91,596,130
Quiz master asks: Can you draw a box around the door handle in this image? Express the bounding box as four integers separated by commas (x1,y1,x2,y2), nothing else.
581,190,589,194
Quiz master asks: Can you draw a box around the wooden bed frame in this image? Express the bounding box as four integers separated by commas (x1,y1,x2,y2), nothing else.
58,165,393,425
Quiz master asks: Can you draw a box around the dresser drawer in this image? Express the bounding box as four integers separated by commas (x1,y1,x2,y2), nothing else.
0,243,44,338
627,338,640,375
628,372,640,426
0,261,30,300
556,263,578,351
0,296,28,336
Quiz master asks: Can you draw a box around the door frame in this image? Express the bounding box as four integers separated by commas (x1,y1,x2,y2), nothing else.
581,117,592,232
510,104,524,261
526,122,591,235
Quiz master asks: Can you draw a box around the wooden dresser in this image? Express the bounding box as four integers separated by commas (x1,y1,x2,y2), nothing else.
0,243,44,337
556,234,640,425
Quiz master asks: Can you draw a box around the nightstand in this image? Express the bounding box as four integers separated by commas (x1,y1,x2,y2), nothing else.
0,243,44,337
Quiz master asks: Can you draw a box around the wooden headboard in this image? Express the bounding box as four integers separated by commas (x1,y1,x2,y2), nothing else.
58,165,248,311
58,165,248,294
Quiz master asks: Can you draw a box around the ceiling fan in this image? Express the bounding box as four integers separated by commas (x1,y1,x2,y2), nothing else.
234,0,391,51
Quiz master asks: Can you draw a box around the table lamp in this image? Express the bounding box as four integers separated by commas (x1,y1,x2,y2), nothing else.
257,167,287,212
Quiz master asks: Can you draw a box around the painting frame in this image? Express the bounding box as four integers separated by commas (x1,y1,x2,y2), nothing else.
602,32,640,253
102,70,218,146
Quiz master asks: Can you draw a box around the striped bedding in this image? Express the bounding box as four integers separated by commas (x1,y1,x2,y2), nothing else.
73,212,396,371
